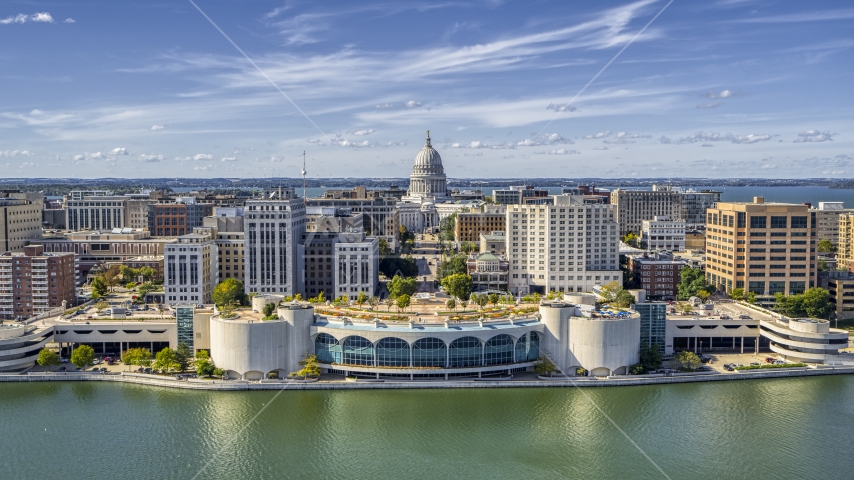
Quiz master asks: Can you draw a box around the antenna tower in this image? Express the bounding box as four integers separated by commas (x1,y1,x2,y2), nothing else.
301,150,307,205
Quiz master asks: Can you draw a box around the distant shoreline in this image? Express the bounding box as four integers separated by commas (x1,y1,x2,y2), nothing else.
3,366,853,391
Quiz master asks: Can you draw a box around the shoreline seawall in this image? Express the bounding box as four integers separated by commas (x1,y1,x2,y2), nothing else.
2,366,854,391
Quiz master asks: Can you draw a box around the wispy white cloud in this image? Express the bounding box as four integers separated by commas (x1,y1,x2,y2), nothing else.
0,149,34,157
664,131,775,144
64,18,75,24
697,102,723,108
0,12,54,24
193,153,213,160
110,147,129,155
603,131,650,144
547,148,580,155
701,89,733,99
546,103,577,112
347,128,374,136
221,156,237,162
137,154,163,162
584,131,611,139
737,8,854,23
150,124,166,131
193,164,213,171
404,101,422,109
793,130,835,143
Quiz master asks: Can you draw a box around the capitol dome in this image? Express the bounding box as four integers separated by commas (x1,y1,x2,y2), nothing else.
407,130,448,199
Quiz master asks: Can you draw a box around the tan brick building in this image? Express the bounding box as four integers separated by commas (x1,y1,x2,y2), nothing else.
705,197,816,298
454,206,506,243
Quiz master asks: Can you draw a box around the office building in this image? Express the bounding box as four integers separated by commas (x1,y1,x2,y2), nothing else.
635,302,667,353
506,195,622,295
164,230,218,305
821,271,854,318
0,245,75,320
641,216,686,252
627,252,688,300
610,188,682,237
67,190,111,201
812,202,854,247
148,198,210,237
244,191,306,296
493,186,549,205
203,214,245,281
65,195,129,232
333,232,379,300
0,190,44,252
705,197,816,297
40,229,170,283
126,195,157,230
454,206,506,243
679,189,721,228
306,197,399,239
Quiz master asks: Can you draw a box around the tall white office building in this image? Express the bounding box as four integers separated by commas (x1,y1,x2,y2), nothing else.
507,195,622,295
164,230,218,305
244,190,306,296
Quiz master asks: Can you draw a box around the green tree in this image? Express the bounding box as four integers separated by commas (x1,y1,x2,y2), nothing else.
122,347,152,370
459,299,468,311
292,354,320,379
674,351,702,372
800,288,833,319
730,288,745,301
387,275,417,299
138,266,158,282
460,241,476,254
196,357,215,377
90,277,108,299
534,356,557,376
119,265,137,283
356,291,367,309
175,343,192,372
598,280,621,303
94,301,109,313
378,238,393,257
475,293,489,309
379,256,419,278
71,345,96,370
677,267,715,300
212,278,245,307
639,342,662,371
623,232,639,248
438,255,468,280
368,296,379,311
385,296,395,312
153,347,180,373
614,289,635,308
488,293,499,306
446,298,456,312
37,348,61,371
818,239,836,253
441,273,473,302
697,289,711,303
439,212,457,241
747,291,757,304
212,368,225,378
102,265,123,292
263,302,276,318
818,258,829,272
396,294,411,313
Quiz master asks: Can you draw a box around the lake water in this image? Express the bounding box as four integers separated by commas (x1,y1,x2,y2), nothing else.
3,377,854,479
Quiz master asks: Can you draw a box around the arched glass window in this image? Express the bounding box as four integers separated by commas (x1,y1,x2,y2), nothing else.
484,334,514,366
448,337,482,368
412,337,446,368
514,331,540,363
376,337,410,367
342,336,374,366
315,333,341,364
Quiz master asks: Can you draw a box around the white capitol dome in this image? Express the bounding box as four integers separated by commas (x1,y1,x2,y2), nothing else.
407,130,448,199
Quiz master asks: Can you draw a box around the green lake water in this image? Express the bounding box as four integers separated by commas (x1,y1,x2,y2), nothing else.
2,377,853,479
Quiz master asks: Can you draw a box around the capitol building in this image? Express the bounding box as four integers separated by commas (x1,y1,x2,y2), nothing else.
398,131,452,233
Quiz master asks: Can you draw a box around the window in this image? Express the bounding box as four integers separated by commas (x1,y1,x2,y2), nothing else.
412,338,446,367
484,335,514,366
791,216,807,229
750,216,766,229
448,337,482,367
770,216,787,229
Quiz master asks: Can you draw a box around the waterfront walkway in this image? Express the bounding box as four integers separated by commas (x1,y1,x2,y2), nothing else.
3,366,854,391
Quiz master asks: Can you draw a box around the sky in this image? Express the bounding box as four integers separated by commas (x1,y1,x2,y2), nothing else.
0,0,852,180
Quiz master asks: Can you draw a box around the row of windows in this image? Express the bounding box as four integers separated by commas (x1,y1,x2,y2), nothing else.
314,332,540,368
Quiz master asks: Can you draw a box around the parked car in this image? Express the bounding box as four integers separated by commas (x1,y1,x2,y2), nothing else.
695,366,713,372
143,368,152,374
60,358,69,363
58,366,66,372
720,315,731,320
750,362,760,366
99,367,108,372
739,315,752,320
724,365,735,371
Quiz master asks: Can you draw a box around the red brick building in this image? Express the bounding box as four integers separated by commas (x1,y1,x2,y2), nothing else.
0,245,76,320
627,252,688,301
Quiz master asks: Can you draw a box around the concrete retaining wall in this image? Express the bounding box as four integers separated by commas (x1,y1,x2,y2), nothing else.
2,367,853,391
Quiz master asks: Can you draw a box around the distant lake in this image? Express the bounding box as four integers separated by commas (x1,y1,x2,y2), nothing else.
171,185,854,207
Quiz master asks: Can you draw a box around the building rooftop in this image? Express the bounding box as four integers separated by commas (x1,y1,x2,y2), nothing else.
314,317,542,333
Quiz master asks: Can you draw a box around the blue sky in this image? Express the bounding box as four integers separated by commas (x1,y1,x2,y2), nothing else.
1,0,852,179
